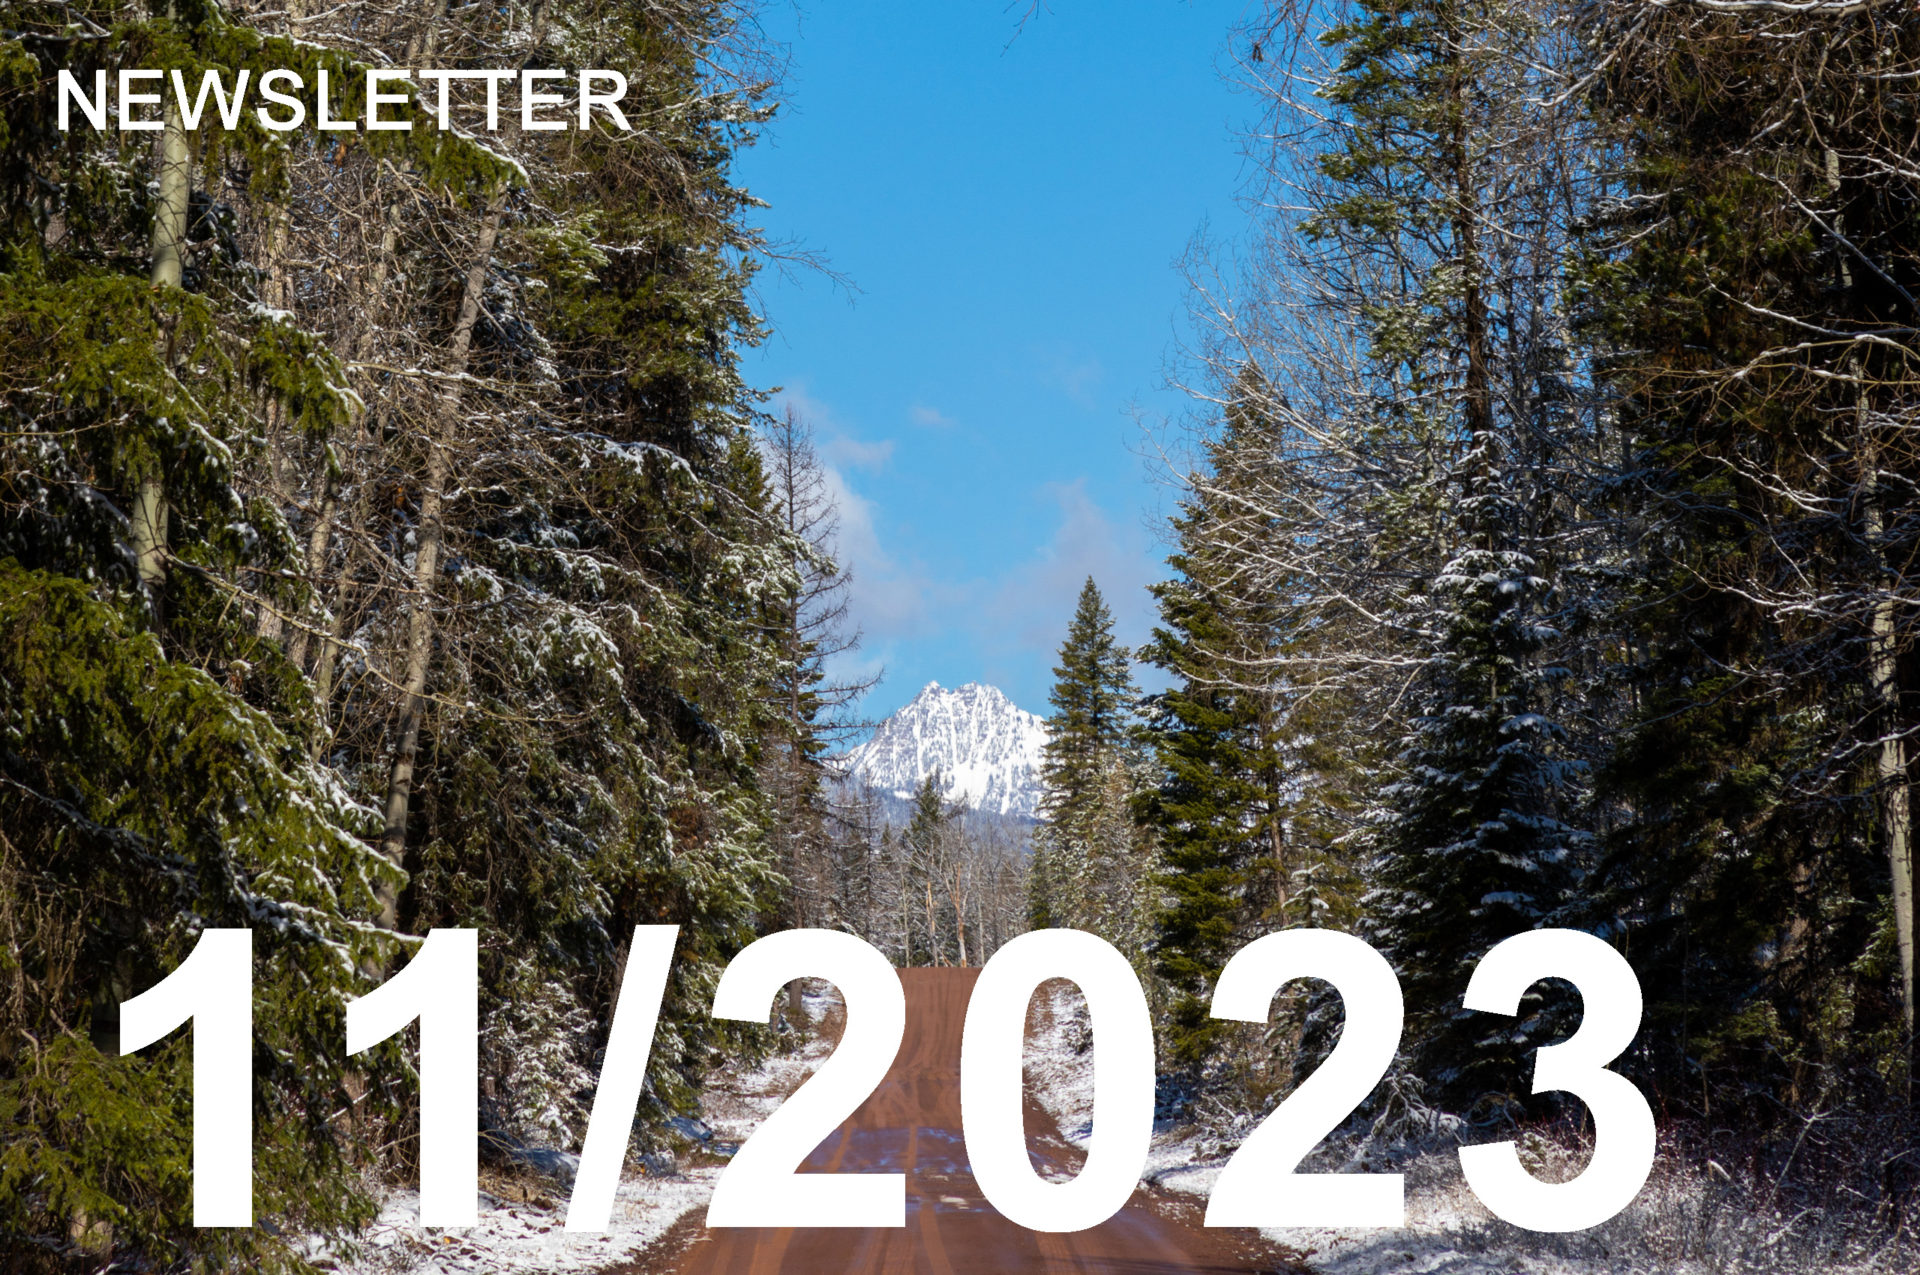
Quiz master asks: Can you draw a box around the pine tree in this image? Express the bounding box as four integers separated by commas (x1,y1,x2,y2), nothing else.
1042,578,1138,820
1268,0,1597,1104
0,2,806,1263
1027,838,1057,930
1085,755,1157,973
1035,578,1140,934
0,4,507,1263
363,0,795,1130
1578,0,1920,1104
875,822,910,963
1367,457,1584,1100
903,773,952,964
1139,383,1357,1066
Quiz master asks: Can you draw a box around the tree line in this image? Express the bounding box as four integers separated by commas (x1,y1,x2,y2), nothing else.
1027,0,1920,1184
5,0,1918,1266
752,408,1033,975
0,2,836,1269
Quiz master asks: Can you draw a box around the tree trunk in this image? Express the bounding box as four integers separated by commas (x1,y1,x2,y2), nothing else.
375,443,449,927
136,95,189,610
1861,379,1916,1044
1449,37,1493,460
952,883,970,968
285,469,335,671
307,574,353,760
1265,715,1290,922
303,176,406,729
373,186,508,928
252,7,306,644
1837,94,1914,1040
924,879,941,966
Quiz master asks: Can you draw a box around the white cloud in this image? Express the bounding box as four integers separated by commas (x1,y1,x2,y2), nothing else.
771,386,1168,711
816,461,933,636
777,386,895,473
909,403,955,428
776,385,837,425
823,433,895,471
831,475,1166,702
770,387,930,642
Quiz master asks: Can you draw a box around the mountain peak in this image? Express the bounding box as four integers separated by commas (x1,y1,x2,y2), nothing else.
845,682,1048,820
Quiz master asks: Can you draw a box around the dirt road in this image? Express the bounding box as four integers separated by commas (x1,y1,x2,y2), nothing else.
646,967,1294,1275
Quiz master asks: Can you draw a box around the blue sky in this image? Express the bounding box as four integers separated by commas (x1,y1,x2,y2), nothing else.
738,1,1249,719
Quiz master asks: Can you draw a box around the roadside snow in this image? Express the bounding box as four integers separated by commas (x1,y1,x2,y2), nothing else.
318,975,1914,1275
1019,980,1914,1274
1023,979,1097,1157
1149,1125,1916,1275
699,981,841,1145
318,1172,716,1275
1242,1146,1917,1275
319,983,844,1275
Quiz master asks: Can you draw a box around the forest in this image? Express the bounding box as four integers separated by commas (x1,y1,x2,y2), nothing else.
1,0,1918,1271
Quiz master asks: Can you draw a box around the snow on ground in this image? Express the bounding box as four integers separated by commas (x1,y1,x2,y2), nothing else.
1023,978,1098,1159
317,977,1915,1275
316,983,844,1275
1220,1142,1918,1275
696,981,841,1146
1021,982,1916,1274
316,1172,717,1275
1143,1125,1920,1275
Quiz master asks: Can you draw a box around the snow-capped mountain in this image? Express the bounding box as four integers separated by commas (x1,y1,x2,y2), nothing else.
844,682,1049,821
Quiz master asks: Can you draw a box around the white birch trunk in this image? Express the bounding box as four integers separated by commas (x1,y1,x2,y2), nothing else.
1861,386,1916,1040
135,97,189,603
374,186,508,927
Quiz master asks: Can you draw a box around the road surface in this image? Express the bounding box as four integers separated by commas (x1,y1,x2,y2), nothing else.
633,966,1299,1275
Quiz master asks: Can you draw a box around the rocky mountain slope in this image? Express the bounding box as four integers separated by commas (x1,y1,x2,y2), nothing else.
843,682,1048,821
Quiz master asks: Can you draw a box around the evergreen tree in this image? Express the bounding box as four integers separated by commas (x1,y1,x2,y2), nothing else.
1140,383,1356,1067
1042,578,1138,818
1085,754,1158,973
1035,578,1140,933
1578,0,1920,1103
1027,838,1058,930
869,822,904,963
903,773,952,964
0,2,804,1263
1367,457,1584,1100
0,3,516,1263
349,0,795,1132
1234,0,1599,1104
